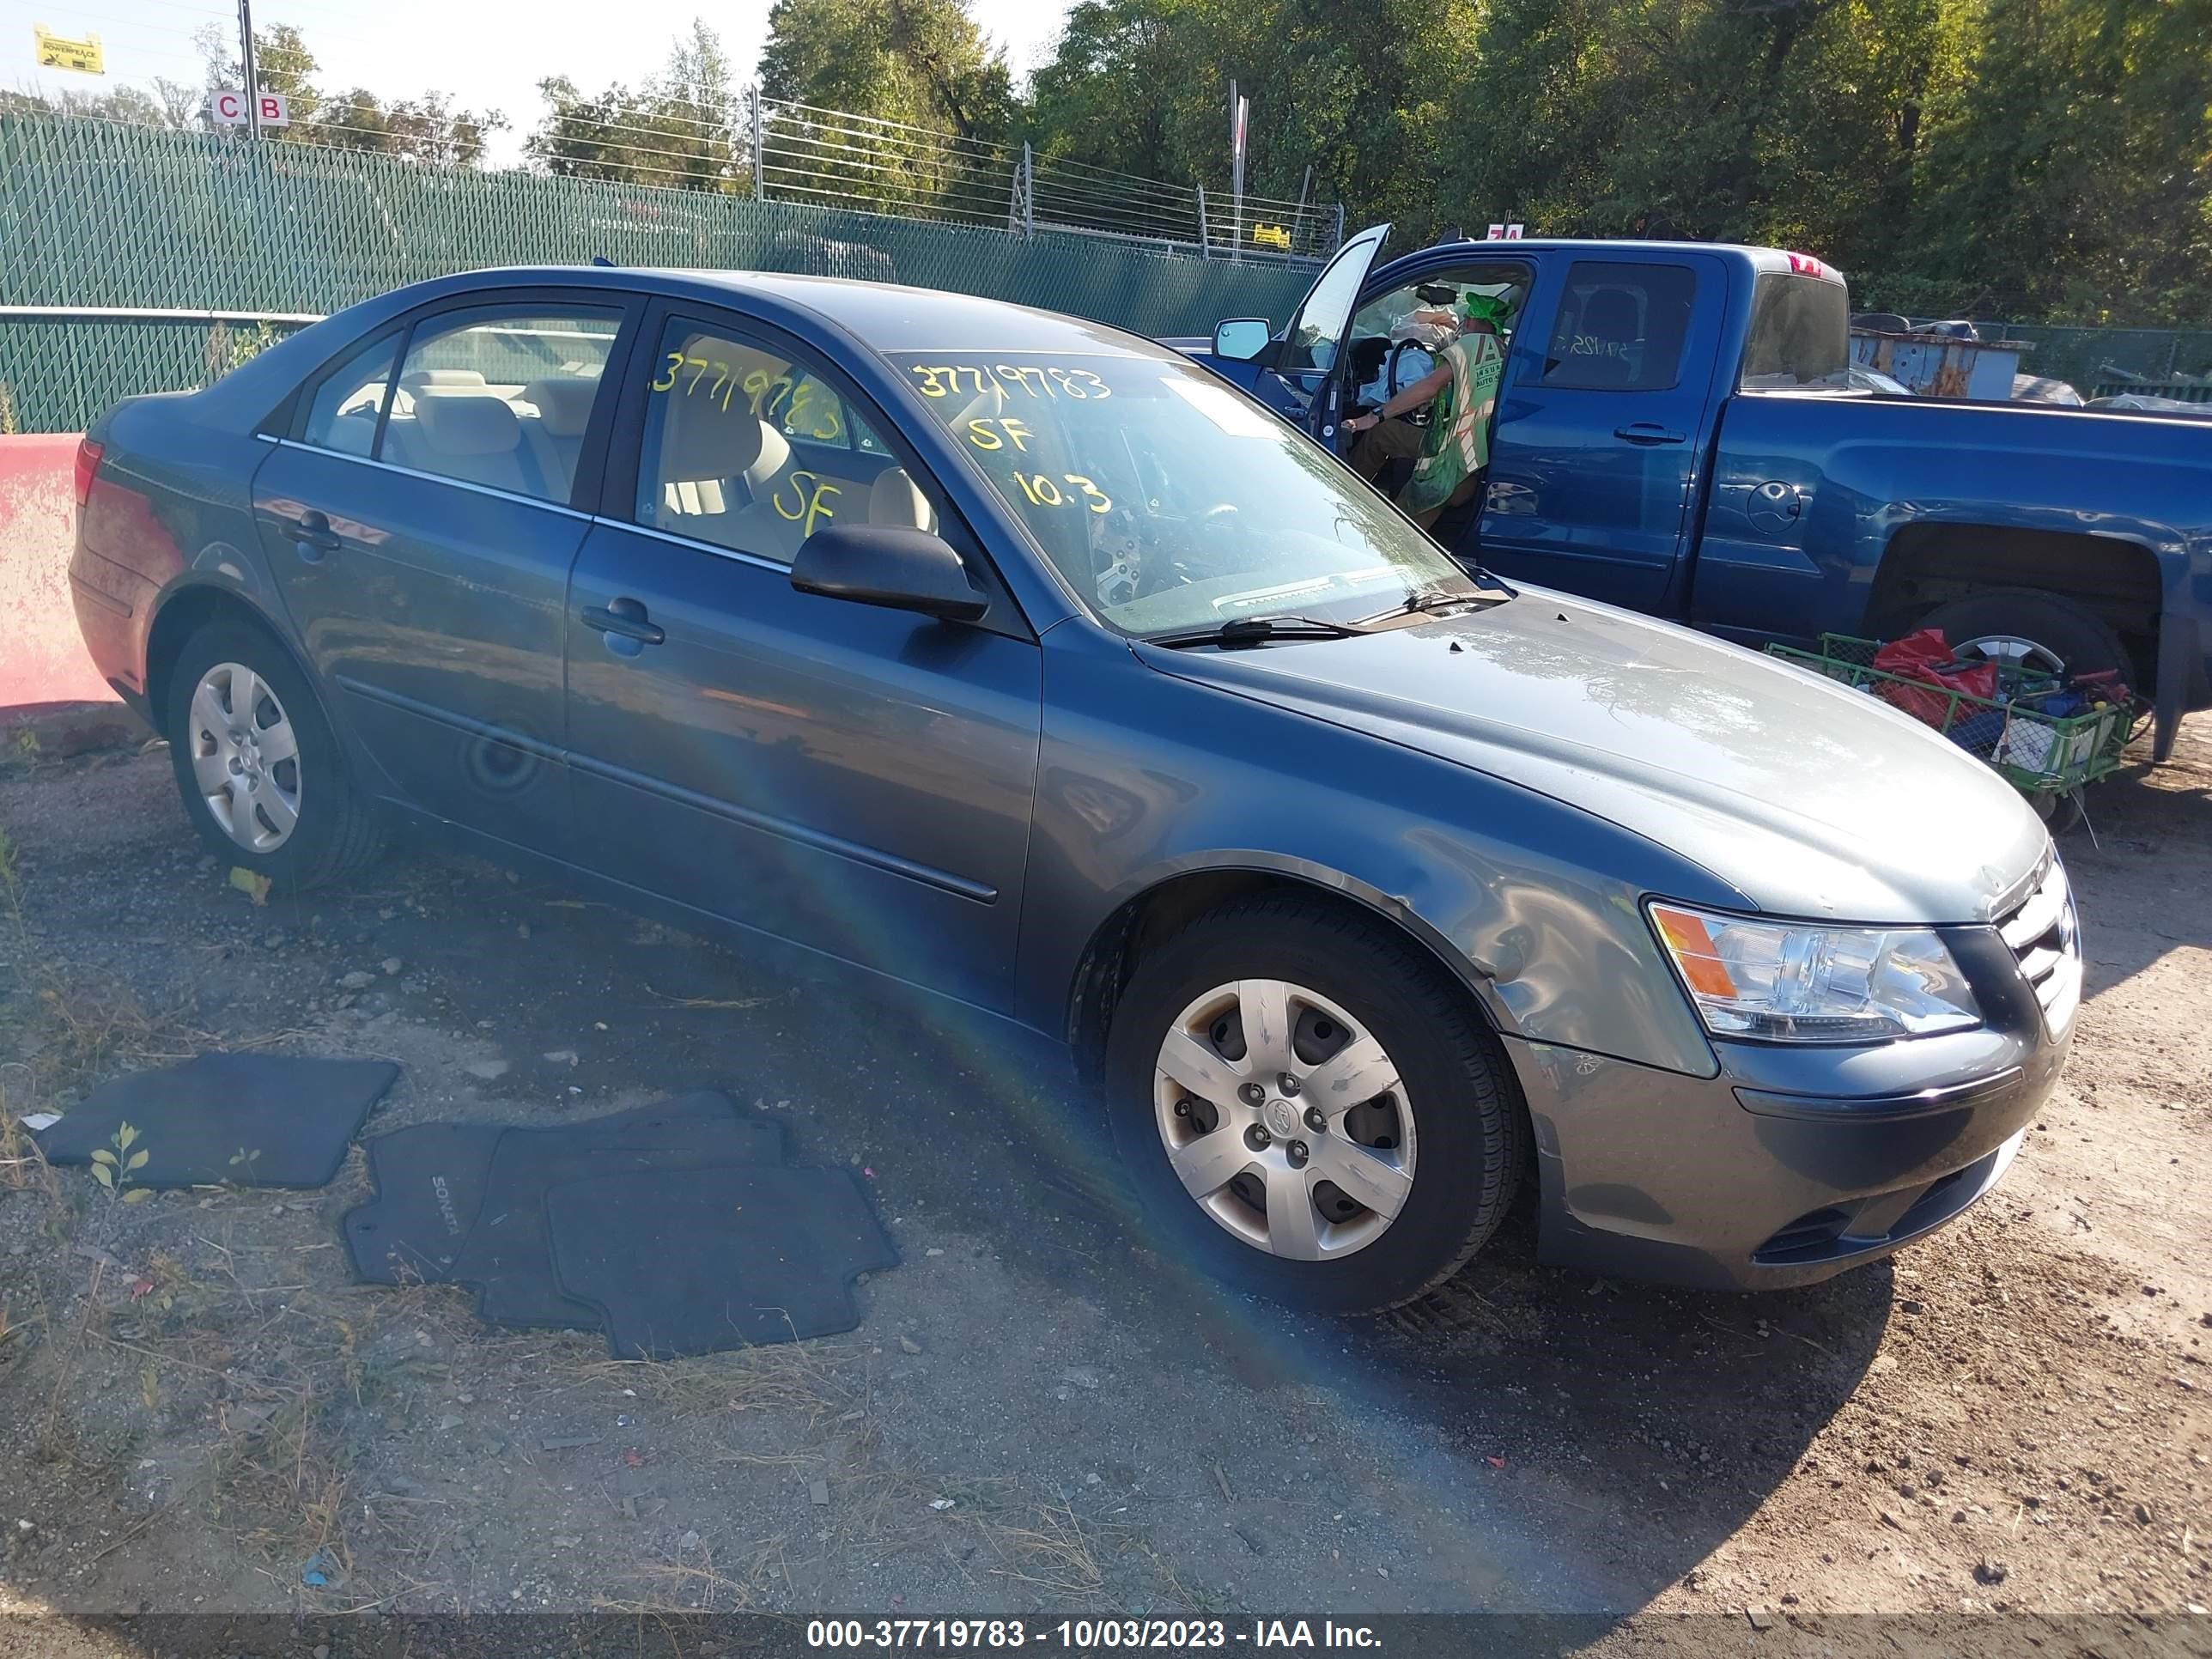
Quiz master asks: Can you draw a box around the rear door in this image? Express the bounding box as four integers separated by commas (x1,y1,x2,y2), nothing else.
251,293,637,853
561,301,1042,1013
1474,252,1729,613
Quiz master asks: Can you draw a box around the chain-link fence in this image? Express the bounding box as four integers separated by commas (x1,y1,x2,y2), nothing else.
0,115,1318,434
1985,323,2212,398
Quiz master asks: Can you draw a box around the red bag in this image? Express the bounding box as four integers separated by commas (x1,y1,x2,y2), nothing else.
1870,629,1996,730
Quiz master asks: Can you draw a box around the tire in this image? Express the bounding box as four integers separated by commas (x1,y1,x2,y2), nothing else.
1102,896,1522,1316
163,617,384,891
1917,588,2131,688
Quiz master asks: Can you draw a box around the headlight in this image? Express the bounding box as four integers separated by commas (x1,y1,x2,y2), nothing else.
1649,902,1982,1042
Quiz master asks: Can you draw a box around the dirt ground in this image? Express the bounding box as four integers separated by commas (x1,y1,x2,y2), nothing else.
0,715,2206,1653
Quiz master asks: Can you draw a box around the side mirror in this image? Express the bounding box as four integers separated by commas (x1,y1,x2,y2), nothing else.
1212,318,1273,362
789,523,988,623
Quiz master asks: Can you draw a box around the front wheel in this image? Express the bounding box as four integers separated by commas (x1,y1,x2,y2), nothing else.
163,617,384,890
1103,896,1523,1315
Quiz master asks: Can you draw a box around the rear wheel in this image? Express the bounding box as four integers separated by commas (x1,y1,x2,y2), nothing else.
163,617,383,890
1103,896,1522,1315
1917,588,2130,687
1917,589,2127,838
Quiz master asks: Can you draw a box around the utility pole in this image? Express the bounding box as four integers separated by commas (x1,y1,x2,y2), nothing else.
238,0,262,139
1229,82,1247,264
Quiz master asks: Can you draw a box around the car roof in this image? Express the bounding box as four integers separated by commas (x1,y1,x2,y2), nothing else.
629,267,1187,359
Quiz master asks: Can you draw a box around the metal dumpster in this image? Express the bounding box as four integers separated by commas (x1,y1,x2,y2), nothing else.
1850,328,2023,399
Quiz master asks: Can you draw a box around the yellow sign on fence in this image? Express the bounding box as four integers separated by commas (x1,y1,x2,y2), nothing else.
1250,222,1292,251
33,26,105,74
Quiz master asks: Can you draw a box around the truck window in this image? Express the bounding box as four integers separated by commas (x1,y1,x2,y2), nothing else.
1541,262,1697,391
1741,273,1851,389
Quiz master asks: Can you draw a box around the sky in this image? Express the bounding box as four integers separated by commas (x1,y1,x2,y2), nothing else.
3,0,1073,165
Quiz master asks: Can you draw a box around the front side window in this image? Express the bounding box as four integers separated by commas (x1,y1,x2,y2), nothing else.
635,315,934,565
891,349,1476,637
1740,272,1852,390
1541,262,1698,391
380,306,622,503
298,331,398,456
1342,266,1530,408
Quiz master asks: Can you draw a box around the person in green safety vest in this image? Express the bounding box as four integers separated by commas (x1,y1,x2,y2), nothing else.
1344,291,1511,527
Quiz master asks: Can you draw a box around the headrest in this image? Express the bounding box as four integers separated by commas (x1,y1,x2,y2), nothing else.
412,392,520,456
1582,289,1640,339
401,368,486,390
869,467,934,531
951,383,1005,431
524,378,598,437
659,389,790,486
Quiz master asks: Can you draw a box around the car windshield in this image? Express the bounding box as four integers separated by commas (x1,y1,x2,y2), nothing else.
886,349,1480,637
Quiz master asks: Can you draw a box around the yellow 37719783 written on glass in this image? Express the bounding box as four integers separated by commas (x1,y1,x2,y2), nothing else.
908,363,1111,401
649,352,842,441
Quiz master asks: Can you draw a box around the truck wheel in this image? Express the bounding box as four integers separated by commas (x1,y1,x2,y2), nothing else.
1102,896,1522,1316
163,617,385,891
1917,589,2130,687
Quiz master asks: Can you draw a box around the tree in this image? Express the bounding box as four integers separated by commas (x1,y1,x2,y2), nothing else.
527,20,742,191
312,89,508,167
759,0,1017,140
1901,0,2212,323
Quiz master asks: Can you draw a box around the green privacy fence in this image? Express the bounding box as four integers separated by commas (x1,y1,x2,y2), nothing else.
0,116,1316,434
1990,322,2212,397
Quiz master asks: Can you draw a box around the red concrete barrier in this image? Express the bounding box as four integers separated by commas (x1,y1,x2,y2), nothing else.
0,433,116,712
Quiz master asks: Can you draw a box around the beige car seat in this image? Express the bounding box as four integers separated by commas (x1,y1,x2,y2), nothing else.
867,467,937,532
520,378,599,501
383,392,546,497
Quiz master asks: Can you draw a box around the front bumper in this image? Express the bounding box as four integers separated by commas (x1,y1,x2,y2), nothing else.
1509,902,2074,1291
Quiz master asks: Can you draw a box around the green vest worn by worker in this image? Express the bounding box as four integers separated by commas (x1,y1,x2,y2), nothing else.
1400,305,1507,517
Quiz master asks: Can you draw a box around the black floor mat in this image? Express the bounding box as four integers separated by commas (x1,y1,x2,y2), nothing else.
343,1121,507,1285
35,1054,398,1188
342,1094,782,1323
547,1165,898,1357
455,1103,784,1331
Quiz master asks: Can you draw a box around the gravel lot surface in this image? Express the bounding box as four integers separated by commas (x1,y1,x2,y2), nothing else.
0,726,2205,1656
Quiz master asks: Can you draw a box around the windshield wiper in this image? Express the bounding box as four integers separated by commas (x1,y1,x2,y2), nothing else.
1354,577,1514,628
1141,614,1371,649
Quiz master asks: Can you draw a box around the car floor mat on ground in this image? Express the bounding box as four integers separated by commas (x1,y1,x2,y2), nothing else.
343,1121,507,1285
453,1105,786,1332
341,1094,781,1316
546,1164,899,1358
34,1053,398,1189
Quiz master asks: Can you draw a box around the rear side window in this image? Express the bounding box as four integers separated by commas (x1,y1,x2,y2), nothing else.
1740,273,1851,389
298,332,398,456
1541,262,1698,391
381,307,623,504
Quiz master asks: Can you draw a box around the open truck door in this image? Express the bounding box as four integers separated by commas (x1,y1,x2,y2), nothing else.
1205,223,1391,446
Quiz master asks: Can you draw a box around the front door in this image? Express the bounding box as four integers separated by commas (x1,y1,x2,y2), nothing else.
251,297,631,851
562,306,1042,1013
1220,223,1391,441
1474,254,1728,614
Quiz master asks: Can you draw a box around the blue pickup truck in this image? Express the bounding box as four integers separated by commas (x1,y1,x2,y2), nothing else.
1187,227,2212,773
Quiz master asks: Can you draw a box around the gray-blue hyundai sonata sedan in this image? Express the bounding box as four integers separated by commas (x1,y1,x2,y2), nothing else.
70,267,2078,1313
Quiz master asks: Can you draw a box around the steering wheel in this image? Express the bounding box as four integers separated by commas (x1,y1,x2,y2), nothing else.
1194,502,1248,557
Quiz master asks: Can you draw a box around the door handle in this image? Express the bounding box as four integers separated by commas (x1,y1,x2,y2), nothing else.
292,509,341,560
581,598,665,648
1614,422,1687,445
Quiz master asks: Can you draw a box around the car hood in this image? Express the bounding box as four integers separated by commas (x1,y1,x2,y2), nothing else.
1138,591,2050,925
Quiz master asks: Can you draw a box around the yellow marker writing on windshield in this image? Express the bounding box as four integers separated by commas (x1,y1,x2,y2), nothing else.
772,471,842,537
964,416,1032,453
